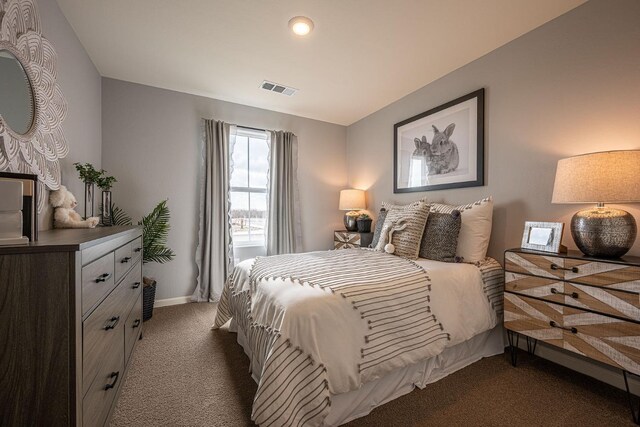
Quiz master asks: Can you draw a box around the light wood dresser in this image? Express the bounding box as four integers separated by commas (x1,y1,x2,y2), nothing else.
504,248,640,423
0,226,144,426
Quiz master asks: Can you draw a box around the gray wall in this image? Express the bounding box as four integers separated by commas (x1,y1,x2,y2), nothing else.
36,0,102,229
347,0,640,260
102,78,347,301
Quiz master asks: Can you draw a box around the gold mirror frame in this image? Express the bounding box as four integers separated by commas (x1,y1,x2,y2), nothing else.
0,0,68,212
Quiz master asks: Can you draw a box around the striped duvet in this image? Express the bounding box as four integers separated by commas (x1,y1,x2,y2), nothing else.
214,249,503,426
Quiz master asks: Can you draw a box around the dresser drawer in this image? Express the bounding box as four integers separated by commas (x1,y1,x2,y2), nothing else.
131,236,143,265
114,243,133,282
82,334,124,427
505,272,565,303
504,251,565,280
82,252,116,314
82,282,130,395
505,293,640,374
120,261,143,314
563,305,640,375
504,293,564,345
563,259,640,292
334,231,361,245
506,272,640,322
125,296,143,364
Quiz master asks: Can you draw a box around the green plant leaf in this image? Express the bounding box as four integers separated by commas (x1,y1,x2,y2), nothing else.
139,200,175,264
98,202,133,226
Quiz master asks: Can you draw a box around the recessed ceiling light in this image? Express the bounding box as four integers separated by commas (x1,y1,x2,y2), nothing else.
288,16,314,36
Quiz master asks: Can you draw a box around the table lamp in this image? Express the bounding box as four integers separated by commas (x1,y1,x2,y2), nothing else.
551,150,640,258
339,189,366,232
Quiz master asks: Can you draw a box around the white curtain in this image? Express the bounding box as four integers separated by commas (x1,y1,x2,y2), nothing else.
266,130,302,255
193,120,235,302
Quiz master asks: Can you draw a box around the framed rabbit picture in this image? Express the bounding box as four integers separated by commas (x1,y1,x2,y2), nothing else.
394,89,484,193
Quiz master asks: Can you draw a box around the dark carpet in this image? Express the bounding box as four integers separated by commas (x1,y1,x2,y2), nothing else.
110,303,634,426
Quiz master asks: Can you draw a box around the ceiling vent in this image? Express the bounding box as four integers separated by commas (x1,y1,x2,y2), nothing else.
261,80,297,96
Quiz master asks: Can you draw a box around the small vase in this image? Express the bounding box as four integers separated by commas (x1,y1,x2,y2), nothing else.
84,181,94,219
101,190,112,226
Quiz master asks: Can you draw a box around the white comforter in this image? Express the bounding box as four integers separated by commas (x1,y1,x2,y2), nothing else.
239,257,496,393
214,250,500,426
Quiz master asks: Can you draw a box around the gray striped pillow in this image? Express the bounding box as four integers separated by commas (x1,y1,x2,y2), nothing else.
375,201,430,260
429,196,493,263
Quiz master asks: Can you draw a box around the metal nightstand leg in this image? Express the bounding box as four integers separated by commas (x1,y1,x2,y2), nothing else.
526,336,537,356
506,330,519,367
623,371,640,425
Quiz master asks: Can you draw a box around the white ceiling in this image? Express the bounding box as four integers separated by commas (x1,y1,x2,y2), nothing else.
56,0,585,126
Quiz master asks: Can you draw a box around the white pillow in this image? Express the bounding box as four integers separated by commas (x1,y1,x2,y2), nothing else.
429,197,493,263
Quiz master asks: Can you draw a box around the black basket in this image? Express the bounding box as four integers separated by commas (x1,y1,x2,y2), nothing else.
143,281,157,321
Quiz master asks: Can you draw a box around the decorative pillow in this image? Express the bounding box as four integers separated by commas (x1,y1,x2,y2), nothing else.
370,207,388,248
419,210,462,262
374,201,430,259
429,197,493,263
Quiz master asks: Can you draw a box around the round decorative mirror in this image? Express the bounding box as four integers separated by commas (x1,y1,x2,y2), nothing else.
0,49,34,135
0,0,70,212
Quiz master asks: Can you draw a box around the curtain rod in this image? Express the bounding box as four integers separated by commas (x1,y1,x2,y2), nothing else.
236,125,267,133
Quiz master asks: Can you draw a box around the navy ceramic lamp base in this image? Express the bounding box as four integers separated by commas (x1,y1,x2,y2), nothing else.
571,206,637,258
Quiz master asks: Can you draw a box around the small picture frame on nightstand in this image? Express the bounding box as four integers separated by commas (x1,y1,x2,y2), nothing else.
521,221,566,253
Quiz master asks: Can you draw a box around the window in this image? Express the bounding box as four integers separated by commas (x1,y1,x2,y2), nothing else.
230,128,270,247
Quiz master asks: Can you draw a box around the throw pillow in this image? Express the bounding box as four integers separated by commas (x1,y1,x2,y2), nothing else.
429,196,493,263
374,201,429,259
419,210,462,262
370,207,388,248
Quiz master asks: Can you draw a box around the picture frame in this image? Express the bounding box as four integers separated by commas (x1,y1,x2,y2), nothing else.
394,88,484,193
0,171,38,241
521,221,566,253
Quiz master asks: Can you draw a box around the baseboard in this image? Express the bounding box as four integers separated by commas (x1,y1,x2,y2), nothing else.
155,296,192,308
512,337,640,395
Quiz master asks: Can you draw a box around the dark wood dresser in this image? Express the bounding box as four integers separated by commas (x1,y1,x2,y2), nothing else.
0,226,144,426
504,248,640,422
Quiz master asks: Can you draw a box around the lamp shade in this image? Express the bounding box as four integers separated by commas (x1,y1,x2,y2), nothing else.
339,189,366,211
552,150,640,204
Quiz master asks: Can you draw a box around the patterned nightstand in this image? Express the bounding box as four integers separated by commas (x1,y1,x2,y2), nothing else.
334,230,373,249
504,248,640,423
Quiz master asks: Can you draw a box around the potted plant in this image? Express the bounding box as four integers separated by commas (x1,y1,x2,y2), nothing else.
356,213,373,233
73,162,102,219
95,174,117,226
108,200,176,321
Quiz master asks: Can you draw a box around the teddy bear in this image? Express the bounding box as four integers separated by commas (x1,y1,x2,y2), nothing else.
49,185,100,229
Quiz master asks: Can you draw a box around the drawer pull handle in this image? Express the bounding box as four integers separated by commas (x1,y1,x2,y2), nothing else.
550,263,579,273
132,282,141,289
104,371,120,390
132,319,141,328
95,273,112,283
104,316,120,330
549,320,577,334
121,257,132,264
550,288,579,299
134,247,142,253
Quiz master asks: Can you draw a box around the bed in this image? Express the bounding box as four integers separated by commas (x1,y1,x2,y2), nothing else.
213,248,504,426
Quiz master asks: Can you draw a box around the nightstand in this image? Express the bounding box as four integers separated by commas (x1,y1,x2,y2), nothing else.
334,230,373,249
504,248,640,423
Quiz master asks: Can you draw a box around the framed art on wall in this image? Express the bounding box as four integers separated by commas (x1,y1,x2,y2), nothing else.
394,89,484,193
521,221,566,253
0,171,38,242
